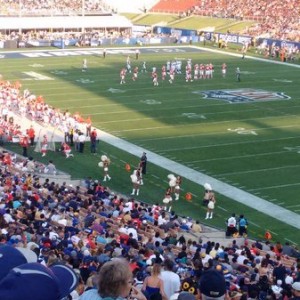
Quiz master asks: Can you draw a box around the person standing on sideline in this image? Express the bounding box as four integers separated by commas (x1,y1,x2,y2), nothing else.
238,214,248,237
99,155,111,182
203,183,212,206
41,135,48,157
174,176,182,201
226,213,237,237
103,48,106,58
85,116,92,137
20,134,29,157
205,190,216,219
27,125,35,146
78,132,85,153
236,67,241,82
160,259,181,300
135,49,140,60
140,152,147,175
130,168,142,196
90,128,97,154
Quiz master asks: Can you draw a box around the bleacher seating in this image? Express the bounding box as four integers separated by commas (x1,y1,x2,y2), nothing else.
151,0,199,14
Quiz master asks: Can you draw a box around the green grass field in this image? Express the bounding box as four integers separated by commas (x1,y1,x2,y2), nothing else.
1,45,300,246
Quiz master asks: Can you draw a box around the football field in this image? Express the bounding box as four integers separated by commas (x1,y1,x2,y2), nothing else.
1,45,300,245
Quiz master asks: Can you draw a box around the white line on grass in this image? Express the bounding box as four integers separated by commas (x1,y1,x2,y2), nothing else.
284,238,297,245
218,206,228,212
218,164,300,176
191,45,300,69
267,230,279,236
189,150,290,164
286,204,300,208
248,182,300,191
248,221,261,228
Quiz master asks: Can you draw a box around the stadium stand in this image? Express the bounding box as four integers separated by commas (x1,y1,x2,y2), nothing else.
103,0,160,13
150,0,199,14
0,0,111,16
192,0,300,41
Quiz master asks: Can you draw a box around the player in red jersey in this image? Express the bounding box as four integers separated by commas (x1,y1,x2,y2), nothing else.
120,68,126,84
152,72,159,86
199,64,205,79
161,65,166,80
194,63,199,80
205,64,211,79
209,63,214,78
185,65,192,82
62,142,73,158
132,66,138,81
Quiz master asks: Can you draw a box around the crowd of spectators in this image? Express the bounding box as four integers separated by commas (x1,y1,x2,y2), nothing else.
193,0,300,41
0,154,300,299
0,0,110,16
0,79,90,146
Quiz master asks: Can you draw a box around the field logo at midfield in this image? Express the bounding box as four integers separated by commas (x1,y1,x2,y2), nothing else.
195,88,291,103
228,127,257,135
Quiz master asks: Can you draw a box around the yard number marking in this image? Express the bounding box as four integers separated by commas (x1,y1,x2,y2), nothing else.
228,127,257,135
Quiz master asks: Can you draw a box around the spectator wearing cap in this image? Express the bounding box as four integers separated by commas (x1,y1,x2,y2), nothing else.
292,282,300,300
0,262,78,300
199,269,227,300
171,291,196,300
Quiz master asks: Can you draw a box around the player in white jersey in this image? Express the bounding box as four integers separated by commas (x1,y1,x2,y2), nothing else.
222,63,227,77
82,59,87,72
169,67,175,84
142,61,147,73
175,60,181,74
126,56,131,73
166,61,170,74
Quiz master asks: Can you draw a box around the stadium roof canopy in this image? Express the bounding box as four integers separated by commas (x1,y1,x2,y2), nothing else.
0,15,132,31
